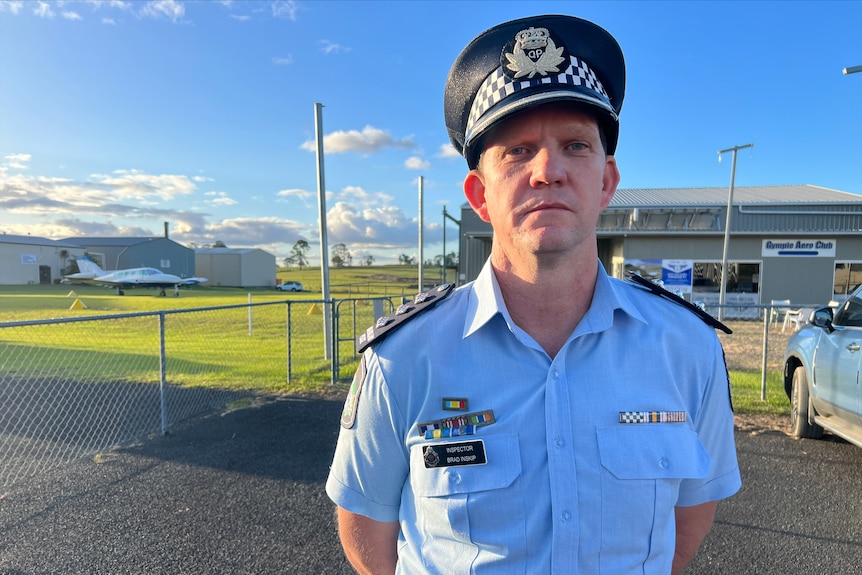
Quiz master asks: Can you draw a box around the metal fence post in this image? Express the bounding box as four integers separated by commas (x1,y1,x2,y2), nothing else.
159,311,169,434
330,299,337,385
761,306,770,401
286,302,292,385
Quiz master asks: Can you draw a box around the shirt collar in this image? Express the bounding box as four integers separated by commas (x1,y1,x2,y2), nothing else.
463,259,648,340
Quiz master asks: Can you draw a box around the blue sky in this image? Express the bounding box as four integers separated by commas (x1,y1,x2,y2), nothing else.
1,0,860,265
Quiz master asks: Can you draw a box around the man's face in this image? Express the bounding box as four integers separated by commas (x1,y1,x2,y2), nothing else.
464,103,620,264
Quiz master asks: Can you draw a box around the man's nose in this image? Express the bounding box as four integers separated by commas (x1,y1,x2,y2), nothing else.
529,148,566,187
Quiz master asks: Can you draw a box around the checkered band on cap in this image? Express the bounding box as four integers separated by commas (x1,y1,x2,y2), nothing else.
465,55,612,146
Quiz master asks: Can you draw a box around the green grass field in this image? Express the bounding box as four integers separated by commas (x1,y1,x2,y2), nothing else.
0,265,787,416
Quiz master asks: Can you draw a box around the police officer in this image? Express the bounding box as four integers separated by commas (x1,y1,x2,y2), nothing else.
327,14,741,574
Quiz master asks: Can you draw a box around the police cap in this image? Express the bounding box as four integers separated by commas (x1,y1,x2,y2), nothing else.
445,14,625,168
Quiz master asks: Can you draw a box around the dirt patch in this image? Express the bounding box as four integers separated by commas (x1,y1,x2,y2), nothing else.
735,413,790,436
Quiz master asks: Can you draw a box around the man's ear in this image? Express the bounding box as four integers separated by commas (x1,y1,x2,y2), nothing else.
600,156,621,211
464,170,491,223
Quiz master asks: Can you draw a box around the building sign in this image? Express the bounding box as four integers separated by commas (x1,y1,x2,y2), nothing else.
624,259,693,294
662,260,693,294
20,254,37,265
762,239,836,257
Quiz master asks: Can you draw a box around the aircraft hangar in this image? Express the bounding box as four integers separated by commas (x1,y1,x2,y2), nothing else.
458,184,862,310
194,247,276,288
0,235,84,285
59,236,198,280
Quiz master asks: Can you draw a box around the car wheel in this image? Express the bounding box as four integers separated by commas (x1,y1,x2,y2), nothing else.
790,367,823,439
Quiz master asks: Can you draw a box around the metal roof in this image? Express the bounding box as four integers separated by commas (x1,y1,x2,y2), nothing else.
0,234,82,248
58,236,167,247
195,248,270,255
610,184,861,208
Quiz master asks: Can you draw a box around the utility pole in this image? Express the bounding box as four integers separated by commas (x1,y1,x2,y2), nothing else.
314,102,332,360
717,143,754,321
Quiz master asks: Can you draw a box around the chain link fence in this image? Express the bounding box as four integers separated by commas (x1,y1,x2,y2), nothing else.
0,296,408,491
0,297,803,492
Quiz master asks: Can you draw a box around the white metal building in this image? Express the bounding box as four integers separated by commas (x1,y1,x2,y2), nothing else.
459,184,862,309
0,235,85,285
194,248,276,288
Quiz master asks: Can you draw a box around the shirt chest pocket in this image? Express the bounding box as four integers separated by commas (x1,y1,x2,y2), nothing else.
597,424,711,480
408,433,525,563
596,424,712,571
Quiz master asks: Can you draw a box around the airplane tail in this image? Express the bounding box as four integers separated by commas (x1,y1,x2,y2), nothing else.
75,256,106,276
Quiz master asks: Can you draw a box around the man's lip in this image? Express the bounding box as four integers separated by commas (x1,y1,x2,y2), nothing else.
526,203,569,213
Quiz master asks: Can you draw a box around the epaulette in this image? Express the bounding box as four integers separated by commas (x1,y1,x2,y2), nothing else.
357,283,456,353
625,272,732,334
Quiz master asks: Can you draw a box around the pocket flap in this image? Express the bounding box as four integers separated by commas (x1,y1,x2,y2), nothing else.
597,425,711,480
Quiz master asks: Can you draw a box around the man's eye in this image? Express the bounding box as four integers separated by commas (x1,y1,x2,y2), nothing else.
508,146,528,156
567,142,588,151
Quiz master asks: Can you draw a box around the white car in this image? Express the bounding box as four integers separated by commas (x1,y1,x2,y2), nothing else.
783,285,862,446
277,281,303,292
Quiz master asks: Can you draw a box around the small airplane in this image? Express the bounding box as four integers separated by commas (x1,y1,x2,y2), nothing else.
62,256,207,296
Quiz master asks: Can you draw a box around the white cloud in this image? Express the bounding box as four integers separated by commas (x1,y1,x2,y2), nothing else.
203,216,310,247
277,187,313,201
404,156,430,170
320,40,350,55
272,55,294,66
301,125,415,154
0,2,24,15
90,169,197,202
34,1,54,18
3,153,31,170
140,0,185,22
204,191,237,206
62,10,82,20
438,143,462,159
271,0,298,20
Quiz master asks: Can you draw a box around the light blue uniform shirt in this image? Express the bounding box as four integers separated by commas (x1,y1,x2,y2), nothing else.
327,261,741,574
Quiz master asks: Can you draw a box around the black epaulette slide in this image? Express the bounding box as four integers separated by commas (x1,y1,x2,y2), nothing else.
626,272,732,334
357,283,456,353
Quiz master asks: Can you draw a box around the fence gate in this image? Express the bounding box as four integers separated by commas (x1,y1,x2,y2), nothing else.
333,296,398,383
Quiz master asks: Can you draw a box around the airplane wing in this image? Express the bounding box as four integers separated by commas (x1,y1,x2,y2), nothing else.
177,277,207,285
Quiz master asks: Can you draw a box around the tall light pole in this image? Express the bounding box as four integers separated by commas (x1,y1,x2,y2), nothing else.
717,143,754,321
418,176,424,292
314,102,332,360
843,64,862,75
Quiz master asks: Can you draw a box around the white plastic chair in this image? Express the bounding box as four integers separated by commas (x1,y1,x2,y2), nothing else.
770,299,791,326
782,308,812,333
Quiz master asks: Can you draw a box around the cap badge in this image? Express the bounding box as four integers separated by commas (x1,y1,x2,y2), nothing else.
505,27,565,79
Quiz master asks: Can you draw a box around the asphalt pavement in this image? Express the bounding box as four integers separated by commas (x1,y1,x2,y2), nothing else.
3,396,862,574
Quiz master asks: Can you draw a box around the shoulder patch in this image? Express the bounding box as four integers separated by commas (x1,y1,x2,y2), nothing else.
625,272,732,334
357,283,456,353
341,354,367,429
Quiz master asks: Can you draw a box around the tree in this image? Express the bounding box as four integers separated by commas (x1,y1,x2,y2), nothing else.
398,253,416,265
287,239,310,270
331,243,353,268
362,255,374,267
213,240,227,248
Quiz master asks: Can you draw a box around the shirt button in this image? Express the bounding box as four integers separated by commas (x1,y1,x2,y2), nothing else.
451,472,462,485
659,457,669,470
554,436,565,448
561,510,571,522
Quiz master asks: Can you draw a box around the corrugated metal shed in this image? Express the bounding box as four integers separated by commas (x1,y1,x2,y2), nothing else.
610,184,862,207
195,248,276,288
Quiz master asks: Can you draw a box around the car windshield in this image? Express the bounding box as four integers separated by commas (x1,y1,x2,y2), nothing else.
833,287,862,327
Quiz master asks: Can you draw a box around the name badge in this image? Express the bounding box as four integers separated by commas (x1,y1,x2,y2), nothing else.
423,440,487,468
